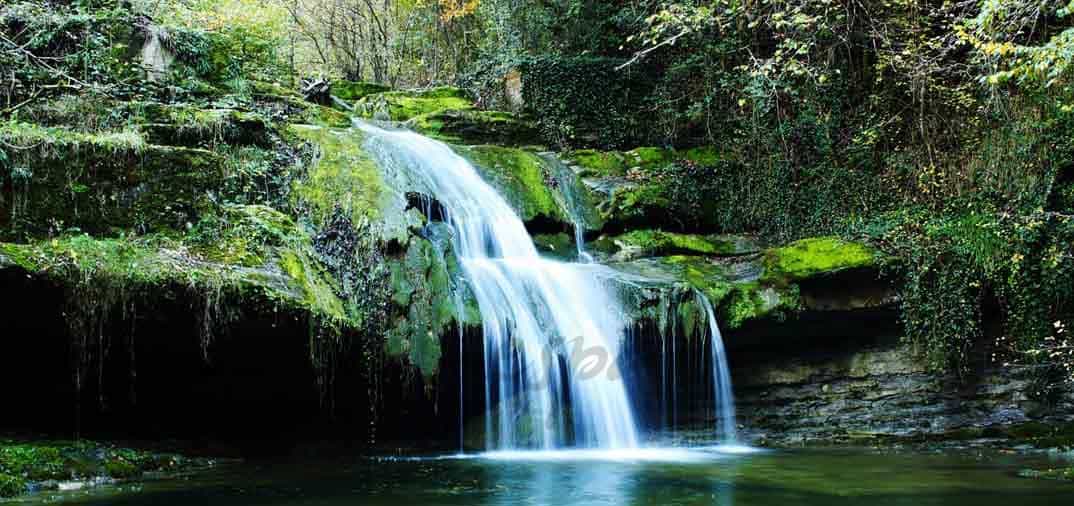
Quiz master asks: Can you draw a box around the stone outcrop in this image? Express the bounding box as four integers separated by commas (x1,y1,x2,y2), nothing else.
731,325,1074,446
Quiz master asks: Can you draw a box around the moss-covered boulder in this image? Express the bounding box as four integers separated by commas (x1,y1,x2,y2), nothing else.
287,125,387,226
592,229,760,261
250,84,353,128
533,232,576,260
355,86,473,121
0,123,225,239
332,80,391,102
19,94,325,146
608,236,882,329
763,237,877,281
140,108,271,147
560,146,728,232
0,207,353,328
406,109,540,146
455,145,568,230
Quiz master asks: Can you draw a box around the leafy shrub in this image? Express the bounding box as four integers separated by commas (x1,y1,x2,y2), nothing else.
518,56,657,149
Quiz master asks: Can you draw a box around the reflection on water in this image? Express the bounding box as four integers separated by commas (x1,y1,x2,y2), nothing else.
10,447,1073,506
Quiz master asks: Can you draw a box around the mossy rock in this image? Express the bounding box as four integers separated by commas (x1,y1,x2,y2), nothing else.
608,252,799,329
565,146,721,178
19,97,274,148
598,229,760,261
455,145,568,228
251,90,352,128
288,125,387,226
533,232,575,260
0,440,205,498
406,109,540,146
599,182,674,228
141,109,271,148
354,87,473,121
763,237,877,282
0,220,351,328
0,123,225,239
333,80,391,101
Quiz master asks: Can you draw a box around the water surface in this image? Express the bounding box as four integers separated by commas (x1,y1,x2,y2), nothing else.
12,447,1072,505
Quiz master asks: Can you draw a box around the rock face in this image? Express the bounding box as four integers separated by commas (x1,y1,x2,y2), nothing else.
729,313,1074,445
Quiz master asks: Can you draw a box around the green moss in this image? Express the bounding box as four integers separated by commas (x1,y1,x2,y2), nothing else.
251,91,351,128
563,146,673,178
333,81,391,101
0,122,225,239
611,230,747,258
103,458,139,479
310,105,352,128
407,109,540,146
289,125,386,226
533,232,575,259
355,87,473,121
665,255,734,304
617,254,798,328
0,440,203,498
565,149,628,177
456,145,565,225
279,249,349,324
0,225,350,327
0,235,208,286
604,183,673,225
683,146,722,165
629,147,672,167
187,205,297,267
764,237,876,281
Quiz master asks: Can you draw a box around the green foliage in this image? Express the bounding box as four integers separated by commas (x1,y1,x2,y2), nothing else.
857,207,1074,386
518,56,656,149
385,236,457,378
962,0,1074,107
0,472,26,498
1,1,140,103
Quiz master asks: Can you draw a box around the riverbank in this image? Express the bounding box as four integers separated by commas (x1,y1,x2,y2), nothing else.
0,437,218,499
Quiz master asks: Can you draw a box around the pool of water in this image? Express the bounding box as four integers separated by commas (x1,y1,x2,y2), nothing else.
9,446,1073,505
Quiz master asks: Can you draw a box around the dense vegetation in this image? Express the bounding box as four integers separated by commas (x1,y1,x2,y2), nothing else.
1,0,1072,438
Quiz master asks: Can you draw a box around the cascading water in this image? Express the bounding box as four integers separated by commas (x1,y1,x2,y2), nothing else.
356,120,736,450
697,291,737,441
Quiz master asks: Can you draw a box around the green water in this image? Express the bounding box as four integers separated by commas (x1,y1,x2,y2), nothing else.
9,447,1072,505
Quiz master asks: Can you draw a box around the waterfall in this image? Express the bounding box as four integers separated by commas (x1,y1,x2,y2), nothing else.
696,291,737,441
355,121,737,450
